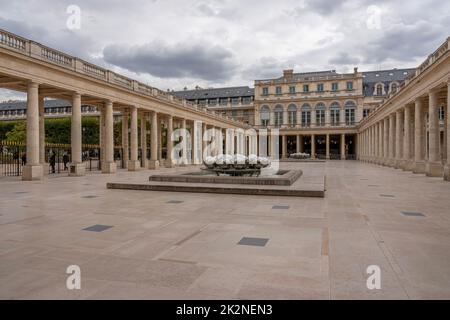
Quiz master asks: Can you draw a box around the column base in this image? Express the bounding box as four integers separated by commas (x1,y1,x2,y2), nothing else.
165,159,174,168
101,161,117,174
341,155,346,160
394,159,403,169
425,161,443,177
69,163,85,176
401,160,414,171
413,161,426,174
148,160,160,170
127,160,141,171
444,164,450,181
41,163,49,176
22,164,43,181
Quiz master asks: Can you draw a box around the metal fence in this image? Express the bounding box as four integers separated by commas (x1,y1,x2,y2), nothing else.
0,141,125,176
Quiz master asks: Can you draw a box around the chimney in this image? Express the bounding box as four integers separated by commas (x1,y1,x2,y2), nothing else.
283,69,294,80
354,67,358,74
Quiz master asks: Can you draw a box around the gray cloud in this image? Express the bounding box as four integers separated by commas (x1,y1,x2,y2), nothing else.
103,41,238,81
363,20,444,63
329,52,360,65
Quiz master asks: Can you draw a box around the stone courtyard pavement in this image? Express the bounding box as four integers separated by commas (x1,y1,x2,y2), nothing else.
1,161,450,299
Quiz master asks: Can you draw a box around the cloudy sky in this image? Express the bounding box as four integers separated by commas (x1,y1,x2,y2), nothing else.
0,0,449,100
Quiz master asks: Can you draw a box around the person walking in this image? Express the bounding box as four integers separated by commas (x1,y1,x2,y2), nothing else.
63,152,69,171
49,152,56,174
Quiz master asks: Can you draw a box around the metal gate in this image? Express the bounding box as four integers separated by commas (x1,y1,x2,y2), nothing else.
0,140,26,176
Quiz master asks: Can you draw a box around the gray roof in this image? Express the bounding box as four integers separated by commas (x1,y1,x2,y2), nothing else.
172,86,254,100
0,99,83,111
362,68,416,96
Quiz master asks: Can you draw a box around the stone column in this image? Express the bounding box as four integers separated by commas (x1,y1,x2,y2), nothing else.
403,105,412,170
99,107,104,166
226,128,235,156
282,134,287,158
296,135,300,153
128,106,140,171
141,112,148,169
192,121,203,164
341,134,346,160
101,100,116,173
379,121,383,162
383,117,389,165
149,111,159,169
426,90,443,176
413,98,426,173
180,118,188,165
445,82,450,181
311,134,316,159
202,123,208,156
325,134,330,160
38,94,49,175
166,115,174,167
158,118,162,161
388,113,396,166
121,111,129,169
23,82,43,180
69,92,85,176
395,109,403,168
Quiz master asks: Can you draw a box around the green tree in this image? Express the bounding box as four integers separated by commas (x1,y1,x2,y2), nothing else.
5,121,26,142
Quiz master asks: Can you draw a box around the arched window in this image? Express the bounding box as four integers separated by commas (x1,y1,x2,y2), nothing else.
301,104,311,127
376,84,383,95
344,101,356,126
315,103,326,127
287,104,297,126
274,105,284,127
260,105,270,127
330,102,340,126
390,82,398,93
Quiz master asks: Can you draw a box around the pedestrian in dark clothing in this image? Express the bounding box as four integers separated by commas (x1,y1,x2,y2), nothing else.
21,153,26,166
50,152,56,173
63,152,69,171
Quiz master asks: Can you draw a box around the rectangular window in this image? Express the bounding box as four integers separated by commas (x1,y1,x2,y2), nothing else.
345,108,355,125
439,106,445,121
331,109,340,126
219,98,228,105
346,81,353,91
303,85,309,92
231,97,240,105
316,110,325,126
242,97,252,104
262,87,269,95
332,83,338,91
317,84,324,92
363,109,370,118
289,86,296,94
231,110,237,117
208,99,217,105
288,111,297,126
275,86,282,95
301,111,311,127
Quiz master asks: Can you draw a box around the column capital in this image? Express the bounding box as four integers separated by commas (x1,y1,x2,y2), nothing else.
27,81,39,88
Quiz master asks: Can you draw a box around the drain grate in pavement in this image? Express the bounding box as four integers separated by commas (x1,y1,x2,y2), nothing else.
82,195,98,199
380,194,395,198
368,185,380,187
167,200,184,204
272,205,290,210
82,224,113,232
401,211,425,217
238,237,269,247
14,191,28,194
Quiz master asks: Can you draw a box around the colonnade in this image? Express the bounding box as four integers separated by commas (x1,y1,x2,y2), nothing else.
21,82,250,180
359,82,450,181
279,133,349,160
